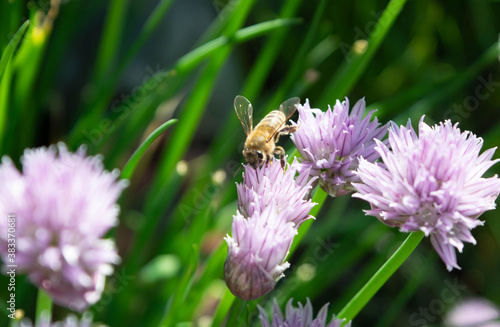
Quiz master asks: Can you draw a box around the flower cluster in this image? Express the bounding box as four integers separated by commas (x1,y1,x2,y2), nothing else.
224,159,317,300
444,298,500,327
17,312,94,327
0,144,127,311
353,117,500,270
258,298,350,327
291,98,387,197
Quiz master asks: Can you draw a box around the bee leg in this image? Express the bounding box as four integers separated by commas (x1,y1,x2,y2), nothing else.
265,157,271,168
278,124,299,135
273,125,299,143
274,146,286,169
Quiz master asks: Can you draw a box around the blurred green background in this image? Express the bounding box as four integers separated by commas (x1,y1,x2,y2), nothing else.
1,0,500,326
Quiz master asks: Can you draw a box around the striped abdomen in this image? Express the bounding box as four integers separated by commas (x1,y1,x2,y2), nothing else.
254,110,286,141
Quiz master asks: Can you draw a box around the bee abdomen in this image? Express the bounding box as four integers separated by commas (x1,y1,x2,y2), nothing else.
255,110,286,130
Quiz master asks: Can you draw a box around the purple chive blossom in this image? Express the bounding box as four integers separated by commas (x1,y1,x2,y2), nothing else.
225,160,317,300
258,298,351,327
0,143,127,311
353,117,500,271
291,98,387,197
237,157,317,226
444,298,500,327
19,312,94,327
224,204,297,300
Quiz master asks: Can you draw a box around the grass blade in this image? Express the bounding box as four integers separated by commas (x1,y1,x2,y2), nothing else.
74,0,175,148
120,119,178,180
146,19,299,194
225,298,247,327
206,0,304,174
318,0,409,106
114,0,175,79
337,231,425,322
268,0,328,106
0,20,29,82
68,18,299,149
35,289,53,323
0,63,11,151
211,290,237,327
393,40,500,123
91,0,129,84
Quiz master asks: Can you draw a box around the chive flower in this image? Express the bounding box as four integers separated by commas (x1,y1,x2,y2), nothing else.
224,160,317,300
291,98,387,197
0,144,127,311
18,312,94,327
258,298,351,327
444,298,500,327
236,157,317,226
353,117,500,270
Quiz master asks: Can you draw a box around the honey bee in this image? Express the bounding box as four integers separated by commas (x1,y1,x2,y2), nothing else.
234,95,300,169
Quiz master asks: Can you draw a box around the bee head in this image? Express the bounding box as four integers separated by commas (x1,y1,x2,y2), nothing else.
243,149,266,169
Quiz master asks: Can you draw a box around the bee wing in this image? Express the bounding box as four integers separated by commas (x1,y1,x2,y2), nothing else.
266,97,300,141
234,95,253,135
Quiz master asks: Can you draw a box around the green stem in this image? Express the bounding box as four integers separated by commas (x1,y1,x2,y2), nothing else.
269,0,327,106
211,290,236,327
114,0,174,80
67,17,299,149
225,297,247,327
0,20,29,82
318,0,408,106
92,0,129,84
35,289,52,323
288,188,328,255
120,119,178,180
337,231,425,323
206,0,304,175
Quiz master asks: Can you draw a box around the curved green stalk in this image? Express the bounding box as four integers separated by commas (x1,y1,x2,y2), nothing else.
0,20,29,82
211,290,237,327
114,0,175,80
35,289,52,324
91,0,129,84
289,188,328,255
120,119,178,180
337,231,425,323
225,298,247,327
318,0,409,106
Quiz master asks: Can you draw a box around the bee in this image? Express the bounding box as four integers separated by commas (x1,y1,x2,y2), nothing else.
234,95,300,169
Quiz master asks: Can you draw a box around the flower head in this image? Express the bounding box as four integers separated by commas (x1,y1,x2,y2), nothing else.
237,157,317,226
444,298,500,327
353,117,500,270
258,298,351,327
291,98,387,197
18,312,94,327
225,160,317,300
224,205,296,300
0,144,127,311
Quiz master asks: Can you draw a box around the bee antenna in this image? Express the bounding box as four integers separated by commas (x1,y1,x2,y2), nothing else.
233,164,243,178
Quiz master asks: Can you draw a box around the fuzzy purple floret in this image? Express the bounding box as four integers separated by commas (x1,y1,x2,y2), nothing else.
19,312,94,327
225,159,317,300
353,117,500,271
0,143,127,311
291,98,387,197
236,158,317,227
258,298,351,327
